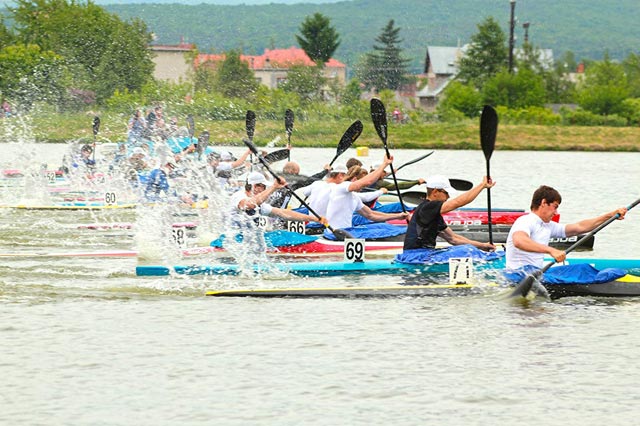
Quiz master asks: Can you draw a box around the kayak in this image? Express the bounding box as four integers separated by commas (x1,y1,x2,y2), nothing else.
203,274,640,300
135,257,640,278
387,208,560,226
0,203,137,210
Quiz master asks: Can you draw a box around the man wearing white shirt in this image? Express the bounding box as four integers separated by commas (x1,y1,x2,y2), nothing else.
506,185,627,269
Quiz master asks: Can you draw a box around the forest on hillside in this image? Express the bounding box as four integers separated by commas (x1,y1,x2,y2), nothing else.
103,0,639,72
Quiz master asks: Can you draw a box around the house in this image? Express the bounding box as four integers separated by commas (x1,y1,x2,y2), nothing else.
416,45,555,111
416,46,466,111
195,46,347,90
149,39,196,83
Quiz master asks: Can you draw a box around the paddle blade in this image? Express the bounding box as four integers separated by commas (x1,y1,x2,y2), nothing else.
331,228,354,241
338,120,363,154
450,179,473,191
197,131,209,159
92,116,100,136
263,148,290,165
246,110,256,141
480,105,498,161
187,114,195,138
395,151,434,172
509,274,536,299
243,138,259,156
285,109,294,137
370,98,388,145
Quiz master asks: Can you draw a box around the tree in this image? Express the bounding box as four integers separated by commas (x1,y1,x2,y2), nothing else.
457,17,508,88
622,52,640,98
215,49,259,99
0,16,13,50
363,20,411,92
577,54,630,116
482,68,546,109
279,64,325,103
0,43,69,110
9,0,154,103
439,81,483,118
295,13,340,66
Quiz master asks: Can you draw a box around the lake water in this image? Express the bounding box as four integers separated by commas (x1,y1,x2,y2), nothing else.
1,143,639,425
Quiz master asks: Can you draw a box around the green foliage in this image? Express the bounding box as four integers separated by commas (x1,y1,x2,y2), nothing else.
214,49,259,100
278,64,325,103
619,98,640,126
9,0,154,103
340,78,363,105
577,55,630,115
0,15,14,49
622,53,640,98
560,108,628,126
457,17,508,88
438,81,482,118
357,20,411,91
482,68,547,109
295,12,340,65
0,43,69,110
495,106,561,125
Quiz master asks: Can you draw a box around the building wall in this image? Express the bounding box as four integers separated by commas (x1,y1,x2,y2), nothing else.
152,50,192,83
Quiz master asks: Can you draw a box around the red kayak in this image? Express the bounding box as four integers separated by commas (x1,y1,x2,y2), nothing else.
388,209,560,226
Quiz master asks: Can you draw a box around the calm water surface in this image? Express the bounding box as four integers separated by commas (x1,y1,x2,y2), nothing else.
1,144,639,425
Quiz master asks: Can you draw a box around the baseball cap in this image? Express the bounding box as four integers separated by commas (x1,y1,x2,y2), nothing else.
132,147,145,156
331,164,348,174
426,175,455,194
220,152,233,161
247,171,268,185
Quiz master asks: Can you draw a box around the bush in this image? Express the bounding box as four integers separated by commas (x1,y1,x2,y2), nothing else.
560,108,628,126
496,106,561,125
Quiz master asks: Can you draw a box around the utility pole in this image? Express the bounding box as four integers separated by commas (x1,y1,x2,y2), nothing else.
523,22,530,44
508,0,516,73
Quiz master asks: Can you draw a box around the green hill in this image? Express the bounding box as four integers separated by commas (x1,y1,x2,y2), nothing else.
104,0,639,72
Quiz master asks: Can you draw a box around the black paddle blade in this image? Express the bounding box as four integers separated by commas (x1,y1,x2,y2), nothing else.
187,114,195,138
509,274,536,299
339,120,363,153
197,131,209,159
243,138,259,156
263,148,290,165
370,98,388,144
331,228,354,241
480,105,498,161
285,109,294,137
450,179,473,191
395,151,434,172
92,116,100,136
246,110,256,141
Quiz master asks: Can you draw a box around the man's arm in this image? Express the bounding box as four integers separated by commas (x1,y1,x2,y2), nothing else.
441,176,494,214
438,228,495,251
565,207,627,236
512,230,566,262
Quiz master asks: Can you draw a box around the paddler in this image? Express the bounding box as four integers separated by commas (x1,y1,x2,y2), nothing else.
505,185,627,269
402,175,496,251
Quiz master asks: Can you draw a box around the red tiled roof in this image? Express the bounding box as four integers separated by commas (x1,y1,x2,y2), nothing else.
195,46,345,69
150,43,195,52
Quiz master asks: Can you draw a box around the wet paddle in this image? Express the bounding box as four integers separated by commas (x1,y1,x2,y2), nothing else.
509,197,640,299
329,120,363,167
394,151,434,173
480,105,497,245
285,109,294,161
246,110,256,169
243,139,353,241
371,98,408,222
263,148,290,165
92,116,100,163
197,131,209,161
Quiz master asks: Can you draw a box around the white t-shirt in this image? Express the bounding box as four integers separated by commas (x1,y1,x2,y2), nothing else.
356,189,384,203
505,212,566,269
325,181,364,229
229,189,273,219
300,180,332,217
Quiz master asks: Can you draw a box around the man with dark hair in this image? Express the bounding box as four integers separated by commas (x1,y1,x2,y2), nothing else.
505,185,627,269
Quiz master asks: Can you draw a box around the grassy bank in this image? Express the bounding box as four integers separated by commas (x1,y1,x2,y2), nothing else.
1,112,639,151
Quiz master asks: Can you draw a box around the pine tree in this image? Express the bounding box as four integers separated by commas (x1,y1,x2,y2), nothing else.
295,13,340,66
359,20,410,91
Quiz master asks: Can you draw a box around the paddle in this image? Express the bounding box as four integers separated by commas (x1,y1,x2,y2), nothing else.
370,98,408,221
92,116,100,163
329,120,363,167
243,138,353,241
480,105,497,245
187,114,195,140
285,109,294,161
394,151,434,173
197,131,209,161
509,197,640,299
263,148,290,165
246,110,256,169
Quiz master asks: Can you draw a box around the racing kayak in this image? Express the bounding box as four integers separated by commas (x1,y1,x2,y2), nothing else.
135,257,640,278
0,203,137,211
203,274,640,300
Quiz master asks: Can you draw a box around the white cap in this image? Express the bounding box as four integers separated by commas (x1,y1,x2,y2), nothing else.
426,175,455,194
132,147,145,155
331,164,348,174
220,152,233,161
247,171,268,185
